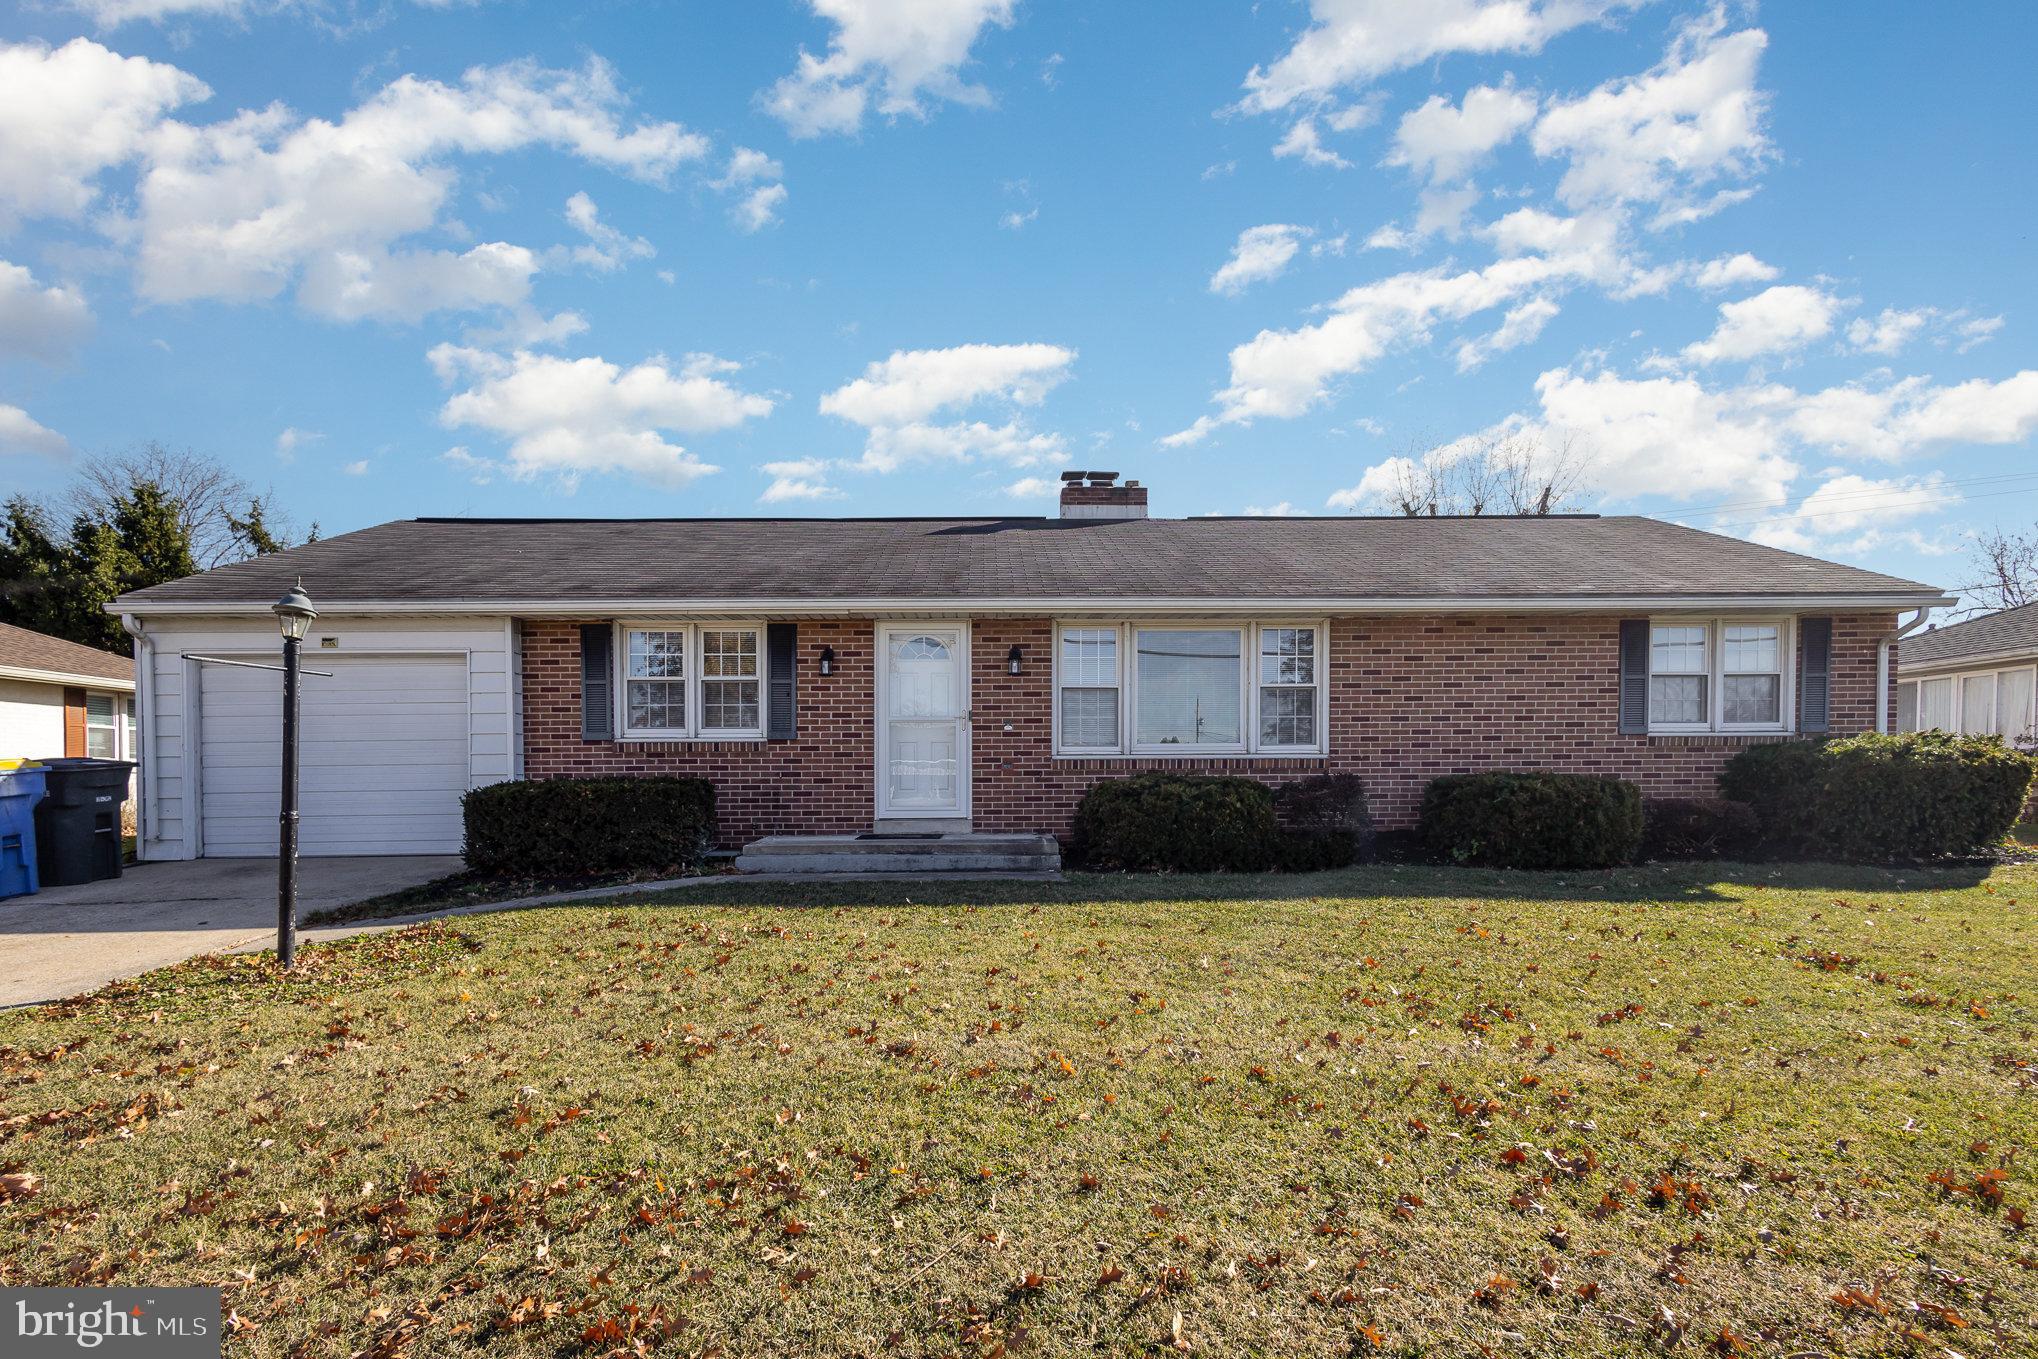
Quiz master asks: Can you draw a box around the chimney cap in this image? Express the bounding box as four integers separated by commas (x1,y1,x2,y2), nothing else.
1058,470,1087,483
1085,470,1120,486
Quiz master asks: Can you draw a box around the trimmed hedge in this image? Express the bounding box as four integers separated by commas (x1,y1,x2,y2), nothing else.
1720,731,2038,862
1418,771,1643,870
463,776,717,876
1072,773,1284,873
1641,797,1761,861
1273,773,1374,870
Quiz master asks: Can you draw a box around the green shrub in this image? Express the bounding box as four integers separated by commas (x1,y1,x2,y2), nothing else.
1417,771,1643,870
1072,773,1282,873
1720,731,2038,862
1273,774,1374,869
463,776,717,876
1640,797,1761,861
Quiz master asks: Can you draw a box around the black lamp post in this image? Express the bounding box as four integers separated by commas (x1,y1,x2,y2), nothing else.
271,581,316,968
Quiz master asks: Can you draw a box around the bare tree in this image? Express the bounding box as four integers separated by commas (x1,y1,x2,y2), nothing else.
1372,431,1591,517
1965,525,2037,613
59,442,311,567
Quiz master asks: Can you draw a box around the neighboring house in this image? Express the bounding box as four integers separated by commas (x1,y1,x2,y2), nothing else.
110,473,1950,860
0,622,137,764
1895,602,2038,747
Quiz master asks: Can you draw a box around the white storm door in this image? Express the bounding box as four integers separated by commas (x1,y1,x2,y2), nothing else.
877,624,969,818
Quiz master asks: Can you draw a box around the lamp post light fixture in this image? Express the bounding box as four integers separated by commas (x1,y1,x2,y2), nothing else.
271,580,316,969
1007,644,1023,676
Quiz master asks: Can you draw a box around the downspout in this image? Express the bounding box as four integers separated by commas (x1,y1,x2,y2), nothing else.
1877,607,1936,734
120,613,153,857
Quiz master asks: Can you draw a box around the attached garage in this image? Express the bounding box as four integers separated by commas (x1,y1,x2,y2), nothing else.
196,653,472,856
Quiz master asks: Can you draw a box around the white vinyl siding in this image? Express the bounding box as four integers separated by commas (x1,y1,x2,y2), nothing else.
1052,621,1328,757
1647,617,1793,734
1903,662,2038,746
134,616,514,861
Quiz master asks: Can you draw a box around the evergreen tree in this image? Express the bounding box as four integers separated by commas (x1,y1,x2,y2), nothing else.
0,481,199,653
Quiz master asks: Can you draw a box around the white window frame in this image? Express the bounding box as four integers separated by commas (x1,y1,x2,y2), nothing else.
1051,620,1330,758
84,690,128,760
1646,615,1796,736
615,620,767,742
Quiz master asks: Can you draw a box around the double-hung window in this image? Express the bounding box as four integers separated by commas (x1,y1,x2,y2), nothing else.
85,692,122,759
619,623,764,740
1054,622,1327,756
1647,618,1792,734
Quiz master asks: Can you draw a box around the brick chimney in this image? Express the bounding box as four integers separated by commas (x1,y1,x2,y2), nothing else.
1058,470,1149,520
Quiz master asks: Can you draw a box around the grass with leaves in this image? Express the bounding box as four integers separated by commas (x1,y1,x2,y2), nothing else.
2,862,2035,1357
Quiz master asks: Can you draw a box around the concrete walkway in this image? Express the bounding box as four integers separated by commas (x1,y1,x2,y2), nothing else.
0,856,460,1007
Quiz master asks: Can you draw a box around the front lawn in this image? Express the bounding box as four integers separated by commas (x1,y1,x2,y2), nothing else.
2,863,2034,1357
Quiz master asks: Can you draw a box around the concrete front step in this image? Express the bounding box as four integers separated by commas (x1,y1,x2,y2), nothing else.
734,832,1061,876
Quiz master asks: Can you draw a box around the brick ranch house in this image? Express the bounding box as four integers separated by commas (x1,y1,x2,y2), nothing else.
110,472,1951,860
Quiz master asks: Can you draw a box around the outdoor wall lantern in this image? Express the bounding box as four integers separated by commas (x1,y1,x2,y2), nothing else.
270,579,316,968
818,646,835,676
1007,644,1024,676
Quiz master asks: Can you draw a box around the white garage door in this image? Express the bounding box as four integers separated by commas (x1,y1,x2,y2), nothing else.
198,654,469,857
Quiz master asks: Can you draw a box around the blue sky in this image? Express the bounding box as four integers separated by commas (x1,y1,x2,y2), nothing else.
2,1,2035,599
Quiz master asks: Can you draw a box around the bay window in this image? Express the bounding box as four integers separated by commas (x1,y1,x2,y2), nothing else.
1053,621,1327,756
1647,618,1792,734
619,623,764,739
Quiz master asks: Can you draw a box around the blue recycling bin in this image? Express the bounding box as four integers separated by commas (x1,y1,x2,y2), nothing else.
0,764,47,899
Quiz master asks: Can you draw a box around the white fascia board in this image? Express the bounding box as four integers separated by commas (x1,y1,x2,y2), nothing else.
1898,646,2038,677
112,592,1956,619
0,663,135,691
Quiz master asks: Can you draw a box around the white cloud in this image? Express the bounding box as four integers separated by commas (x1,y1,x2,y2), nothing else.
440,444,498,484
562,191,654,271
764,0,1017,137
1386,82,1538,184
1678,283,1843,365
714,147,787,232
821,343,1074,427
1500,366,2038,508
1271,118,1350,169
274,425,320,461
1327,456,1419,511
1957,315,2004,352
1745,472,1952,552
0,404,70,459
1170,216,1631,439
1002,475,1057,498
63,0,245,23
0,260,93,363
431,346,773,489
1692,251,1777,289
1236,0,1627,116
758,457,843,503
0,38,210,230
999,207,1038,231
1846,307,1929,357
1243,501,1299,516
1210,224,1311,295
342,458,369,476
853,420,1065,474
130,57,705,322
1455,295,1559,370
1530,16,1770,220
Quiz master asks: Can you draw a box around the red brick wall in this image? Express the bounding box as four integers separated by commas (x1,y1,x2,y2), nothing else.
522,613,1894,845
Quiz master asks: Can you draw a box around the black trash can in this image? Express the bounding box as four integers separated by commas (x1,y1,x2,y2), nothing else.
33,758,136,887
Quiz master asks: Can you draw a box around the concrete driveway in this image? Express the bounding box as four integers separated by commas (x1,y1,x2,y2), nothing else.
0,856,460,1008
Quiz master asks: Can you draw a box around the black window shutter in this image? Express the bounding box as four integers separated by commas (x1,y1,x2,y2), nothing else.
1618,619,1650,735
1799,616,1833,733
580,623,614,741
766,623,797,740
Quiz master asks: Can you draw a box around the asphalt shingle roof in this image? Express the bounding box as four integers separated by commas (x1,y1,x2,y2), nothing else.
113,514,1944,610
1901,602,2038,666
0,621,134,685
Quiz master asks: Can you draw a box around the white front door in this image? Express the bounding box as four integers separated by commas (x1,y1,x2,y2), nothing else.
876,624,969,819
